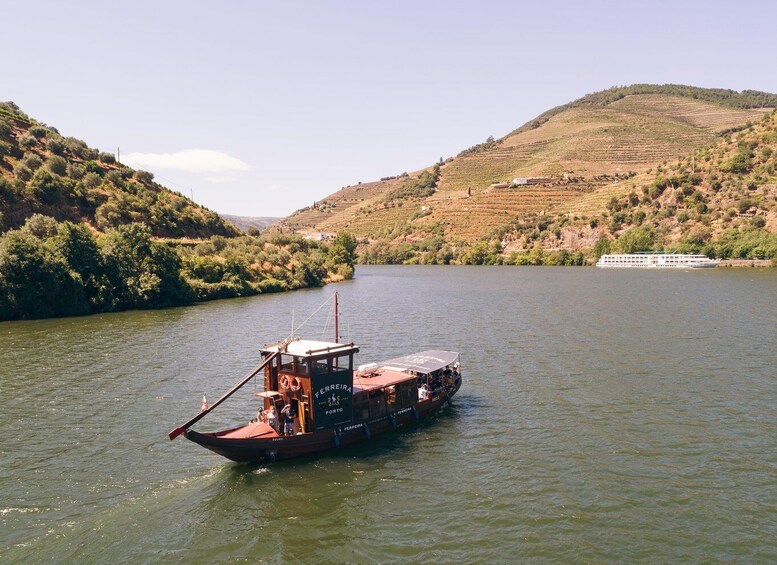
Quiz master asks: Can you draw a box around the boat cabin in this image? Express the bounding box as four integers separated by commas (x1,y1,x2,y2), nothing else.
260,339,359,433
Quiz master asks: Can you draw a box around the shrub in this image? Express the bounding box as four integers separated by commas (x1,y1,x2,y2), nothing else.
27,169,67,204
84,161,105,175
135,170,154,183
48,137,66,155
736,199,755,213
0,119,11,138
751,216,766,228
46,155,68,176
29,125,48,139
68,163,86,180
105,170,124,185
98,152,116,164
21,153,43,171
64,137,90,159
19,135,36,149
720,149,752,174
14,162,33,181
83,172,102,190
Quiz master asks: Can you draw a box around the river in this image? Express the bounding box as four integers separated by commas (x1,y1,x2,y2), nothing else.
1,266,776,563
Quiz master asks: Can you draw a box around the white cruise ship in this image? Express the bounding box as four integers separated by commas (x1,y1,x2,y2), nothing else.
596,253,720,269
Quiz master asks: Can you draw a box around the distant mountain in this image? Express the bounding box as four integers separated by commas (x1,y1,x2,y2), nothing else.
222,214,279,232
276,84,776,263
0,102,237,238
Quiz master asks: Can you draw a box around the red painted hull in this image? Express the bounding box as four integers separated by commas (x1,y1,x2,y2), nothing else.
184,382,460,463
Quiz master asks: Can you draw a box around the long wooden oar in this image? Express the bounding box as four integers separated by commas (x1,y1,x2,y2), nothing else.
168,351,280,440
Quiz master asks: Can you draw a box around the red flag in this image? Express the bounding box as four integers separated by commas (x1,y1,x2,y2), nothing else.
201,395,208,412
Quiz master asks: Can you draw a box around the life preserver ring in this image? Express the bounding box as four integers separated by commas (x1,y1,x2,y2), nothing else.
280,375,301,392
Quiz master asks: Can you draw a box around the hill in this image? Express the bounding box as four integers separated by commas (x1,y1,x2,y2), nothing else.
222,214,279,232
0,102,237,238
0,103,356,321
276,85,777,263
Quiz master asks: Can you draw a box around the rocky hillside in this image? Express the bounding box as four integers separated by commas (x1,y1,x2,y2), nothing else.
276,85,777,262
0,102,237,238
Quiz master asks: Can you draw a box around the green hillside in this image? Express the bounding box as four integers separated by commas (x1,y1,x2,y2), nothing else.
0,102,236,238
0,103,356,321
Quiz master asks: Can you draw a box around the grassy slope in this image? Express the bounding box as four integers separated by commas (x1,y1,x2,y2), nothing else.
279,85,774,247
0,102,237,238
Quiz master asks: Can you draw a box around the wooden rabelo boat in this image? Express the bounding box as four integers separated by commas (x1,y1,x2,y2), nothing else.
169,295,462,463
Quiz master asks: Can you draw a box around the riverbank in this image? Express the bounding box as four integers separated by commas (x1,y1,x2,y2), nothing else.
719,258,774,267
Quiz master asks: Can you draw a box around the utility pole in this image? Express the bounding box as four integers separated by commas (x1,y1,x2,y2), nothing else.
117,147,120,164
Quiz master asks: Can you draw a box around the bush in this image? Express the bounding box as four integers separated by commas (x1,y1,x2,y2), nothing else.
751,216,766,228
135,170,154,183
29,125,48,139
46,155,68,176
83,172,102,190
19,135,37,149
98,152,116,164
720,149,753,174
68,163,86,180
48,137,65,155
0,119,11,138
14,162,33,182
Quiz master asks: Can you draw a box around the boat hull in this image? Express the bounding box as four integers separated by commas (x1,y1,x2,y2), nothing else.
185,382,460,463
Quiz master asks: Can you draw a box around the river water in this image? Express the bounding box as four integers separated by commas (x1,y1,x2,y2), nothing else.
1,266,776,563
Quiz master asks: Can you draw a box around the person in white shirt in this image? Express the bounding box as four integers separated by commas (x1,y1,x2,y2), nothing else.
267,406,278,432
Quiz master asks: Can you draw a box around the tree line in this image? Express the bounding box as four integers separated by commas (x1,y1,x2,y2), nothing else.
0,215,357,321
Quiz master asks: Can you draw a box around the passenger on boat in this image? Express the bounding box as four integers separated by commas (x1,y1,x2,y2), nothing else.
267,406,278,432
418,384,429,401
281,402,297,436
256,407,267,424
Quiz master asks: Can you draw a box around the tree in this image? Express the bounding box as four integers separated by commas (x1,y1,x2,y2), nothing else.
616,226,655,253
100,223,193,308
53,222,112,308
328,231,357,267
0,230,87,319
593,235,612,258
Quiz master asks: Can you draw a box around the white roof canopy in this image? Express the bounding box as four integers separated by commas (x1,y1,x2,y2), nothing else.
261,339,358,358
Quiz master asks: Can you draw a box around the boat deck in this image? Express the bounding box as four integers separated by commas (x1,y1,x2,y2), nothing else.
218,422,279,439
353,368,416,393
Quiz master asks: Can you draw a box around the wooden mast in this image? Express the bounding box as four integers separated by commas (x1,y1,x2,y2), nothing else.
334,291,339,344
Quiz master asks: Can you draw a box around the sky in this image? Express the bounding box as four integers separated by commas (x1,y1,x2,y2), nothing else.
3,0,777,217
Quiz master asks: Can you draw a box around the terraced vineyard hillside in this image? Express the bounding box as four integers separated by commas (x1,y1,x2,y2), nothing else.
278,85,775,255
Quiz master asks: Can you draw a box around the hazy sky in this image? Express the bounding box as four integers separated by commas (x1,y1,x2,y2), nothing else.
4,1,777,217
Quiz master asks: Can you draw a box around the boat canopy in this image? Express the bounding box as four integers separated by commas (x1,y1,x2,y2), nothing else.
261,338,358,358
380,350,460,374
